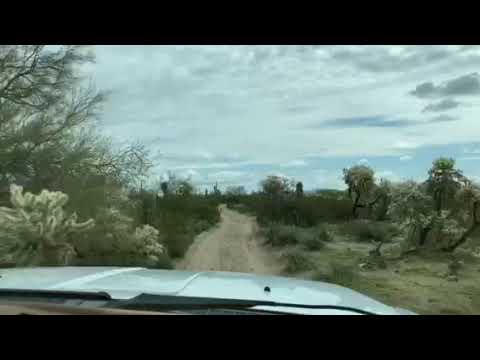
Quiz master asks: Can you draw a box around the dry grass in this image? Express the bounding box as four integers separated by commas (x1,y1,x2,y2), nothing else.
301,232,480,314
283,249,315,274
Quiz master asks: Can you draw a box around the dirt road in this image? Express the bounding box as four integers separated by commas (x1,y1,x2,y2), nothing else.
176,205,282,275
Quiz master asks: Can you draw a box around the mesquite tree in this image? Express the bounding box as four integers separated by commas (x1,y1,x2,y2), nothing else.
343,165,376,218
0,45,152,200
260,175,295,198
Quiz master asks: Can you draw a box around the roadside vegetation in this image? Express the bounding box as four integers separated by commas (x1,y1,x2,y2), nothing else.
0,45,220,269
225,162,480,314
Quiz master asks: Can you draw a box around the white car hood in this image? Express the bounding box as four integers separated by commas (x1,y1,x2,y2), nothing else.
0,267,414,315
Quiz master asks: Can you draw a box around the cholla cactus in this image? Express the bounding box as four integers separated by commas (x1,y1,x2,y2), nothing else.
427,211,466,249
388,179,480,252
132,225,165,263
387,181,436,251
388,181,434,227
457,182,480,219
0,184,94,265
99,207,134,235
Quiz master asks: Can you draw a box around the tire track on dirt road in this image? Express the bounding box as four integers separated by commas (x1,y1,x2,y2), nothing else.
175,205,283,275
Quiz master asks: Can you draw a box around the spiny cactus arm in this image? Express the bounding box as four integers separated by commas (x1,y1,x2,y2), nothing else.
50,207,65,223
23,192,35,208
0,207,22,223
42,215,58,245
18,208,32,221
52,192,69,209
9,184,26,208
34,191,48,207
37,221,44,237
62,212,94,231
0,206,17,216
67,217,95,232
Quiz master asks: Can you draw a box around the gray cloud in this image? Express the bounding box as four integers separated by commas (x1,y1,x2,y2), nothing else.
428,115,457,123
422,98,460,112
410,73,480,98
142,135,182,145
460,45,480,52
445,73,480,95
285,105,318,114
153,151,247,164
330,46,452,73
308,113,459,129
311,115,415,128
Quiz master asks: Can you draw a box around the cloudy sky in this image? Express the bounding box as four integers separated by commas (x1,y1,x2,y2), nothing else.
82,45,480,191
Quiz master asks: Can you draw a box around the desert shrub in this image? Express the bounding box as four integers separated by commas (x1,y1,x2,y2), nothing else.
228,203,249,213
190,220,211,234
283,249,314,273
265,224,332,250
341,220,398,243
71,206,171,269
161,231,195,258
313,262,357,288
130,191,221,228
241,194,352,227
342,220,374,241
128,191,221,258
298,226,331,250
370,223,398,243
301,235,325,251
73,249,174,269
265,224,297,246
315,225,334,242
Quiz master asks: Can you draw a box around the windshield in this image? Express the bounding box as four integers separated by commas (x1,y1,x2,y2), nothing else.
0,45,479,315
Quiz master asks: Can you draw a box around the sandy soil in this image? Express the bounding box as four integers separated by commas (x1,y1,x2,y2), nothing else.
176,205,283,275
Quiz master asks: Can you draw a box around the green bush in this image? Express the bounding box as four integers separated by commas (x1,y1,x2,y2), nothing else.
190,220,211,234
283,249,314,273
73,249,174,269
240,194,352,227
265,224,332,250
266,224,299,246
73,234,174,269
158,226,194,259
298,226,331,250
1,183,221,266
341,220,398,243
342,221,373,241
301,235,325,251
313,262,357,288
128,192,221,259
152,252,175,269
315,225,334,242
